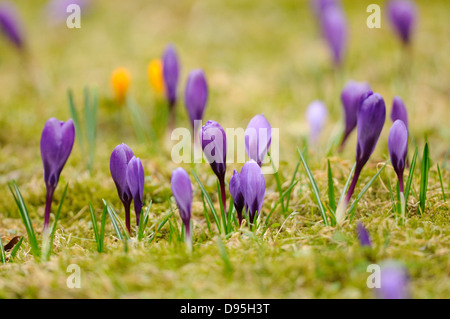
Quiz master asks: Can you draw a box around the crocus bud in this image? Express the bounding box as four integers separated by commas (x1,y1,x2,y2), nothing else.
240,160,266,225
171,167,193,247
339,80,371,150
321,5,347,66
245,114,272,166
0,2,24,49
185,69,208,130
379,261,410,299
126,156,145,227
201,120,227,211
387,0,417,45
162,44,180,108
111,67,131,103
388,120,408,192
110,143,134,232
390,96,408,129
356,222,371,247
148,59,164,96
229,170,244,226
306,100,328,146
40,118,75,231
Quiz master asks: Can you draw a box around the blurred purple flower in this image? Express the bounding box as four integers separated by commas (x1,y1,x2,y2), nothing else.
46,0,89,24
240,160,266,225
306,100,328,146
0,2,24,49
388,120,408,192
229,169,244,226
171,167,193,242
185,69,208,130
245,114,272,166
321,5,347,66
110,143,135,233
390,96,408,129
40,118,75,232
379,261,410,299
339,80,371,150
163,44,180,129
387,0,417,45
356,222,371,247
126,156,145,227
310,0,340,19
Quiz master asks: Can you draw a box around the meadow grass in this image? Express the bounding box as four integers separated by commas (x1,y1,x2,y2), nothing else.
0,0,448,298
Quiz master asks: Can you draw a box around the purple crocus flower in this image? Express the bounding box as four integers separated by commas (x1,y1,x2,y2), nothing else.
162,44,180,129
46,0,89,24
387,0,417,45
0,2,24,49
171,167,193,248
390,96,408,129
388,120,408,193
245,114,272,167
305,100,328,146
185,69,208,131
200,120,227,212
379,261,410,299
339,80,371,151
310,0,340,19
229,170,244,227
126,156,145,228
240,160,266,225
110,143,135,233
356,222,371,247
337,92,386,223
40,118,75,232
320,5,347,66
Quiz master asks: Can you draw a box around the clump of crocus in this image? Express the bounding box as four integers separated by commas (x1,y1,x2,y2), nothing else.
162,44,180,130
240,160,266,226
110,143,137,233
126,156,145,227
40,118,75,233
387,0,417,46
390,96,408,128
111,67,131,103
200,120,227,212
148,58,164,96
245,114,272,167
171,167,193,250
336,92,386,224
229,170,244,227
0,2,24,49
356,222,371,247
320,4,347,66
388,120,408,219
185,69,208,132
339,80,371,151
305,100,328,146
378,261,410,299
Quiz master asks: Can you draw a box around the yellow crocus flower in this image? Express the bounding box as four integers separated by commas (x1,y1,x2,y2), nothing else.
111,67,131,102
147,59,164,96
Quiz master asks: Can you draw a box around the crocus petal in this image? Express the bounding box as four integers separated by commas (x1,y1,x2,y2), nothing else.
171,167,193,225
0,3,24,49
245,114,272,166
321,5,347,66
162,44,180,107
200,120,227,180
110,143,134,204
390,96,408,129
185,69,208,129
126,156,145,205
306,100,328,145
229,169,244,215
379,261,410,299
388,120,408,188
387,0,417,44
240,160,266,223
356,222,371,247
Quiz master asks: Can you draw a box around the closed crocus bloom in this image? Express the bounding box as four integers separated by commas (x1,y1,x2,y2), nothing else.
379,261,410,299
321,5,347,66
306,100,328,146
171,167,193,248
0,2,24,49
126,156,145,228
339,80,371,150
390,96,408,129
240,160,266,225
40,118,75,232
110,143,134,233
245,114,272,166
388,120,408,191
201,120,227,211
185,69,208,130
229,170,244,226
111,67,131,103
387,0,417,45
356,222,371,247
148,59,164,96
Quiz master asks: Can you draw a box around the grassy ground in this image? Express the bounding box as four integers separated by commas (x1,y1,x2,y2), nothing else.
0,0,448,298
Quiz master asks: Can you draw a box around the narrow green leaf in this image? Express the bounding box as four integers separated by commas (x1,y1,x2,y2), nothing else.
405,146,418,202
437,164,446,201
337,163,356,208
419,143,430,215
216,236,233,275
327,159,336,213
269,152,285,213
0,237,6,264
9,236,23,261
89,202,100,251
138,201,152,241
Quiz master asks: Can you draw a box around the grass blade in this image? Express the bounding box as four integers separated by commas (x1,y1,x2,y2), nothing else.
0,237,6,264
138,201,152,241
419,143,430,215
327,159,336,213
337,163,356,208
99,205,108,252
89,202,100,252
404,146,418,202
9,236,23,261
437,164,446,201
